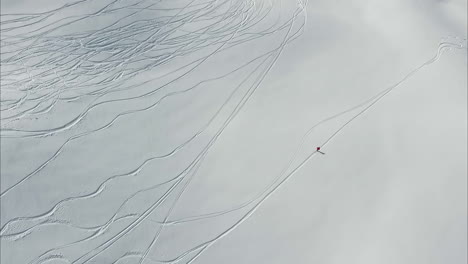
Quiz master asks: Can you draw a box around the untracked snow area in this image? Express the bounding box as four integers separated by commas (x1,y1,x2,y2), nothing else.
0,0,467,263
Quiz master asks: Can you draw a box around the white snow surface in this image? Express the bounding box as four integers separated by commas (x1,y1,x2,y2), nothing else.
1,0,467,263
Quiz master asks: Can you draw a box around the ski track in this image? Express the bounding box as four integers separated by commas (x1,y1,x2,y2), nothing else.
1,0,467,263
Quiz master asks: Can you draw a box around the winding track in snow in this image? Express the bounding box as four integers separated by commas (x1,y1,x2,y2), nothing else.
1,0,466,263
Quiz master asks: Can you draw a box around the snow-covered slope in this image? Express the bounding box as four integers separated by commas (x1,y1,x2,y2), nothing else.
1,0,466,263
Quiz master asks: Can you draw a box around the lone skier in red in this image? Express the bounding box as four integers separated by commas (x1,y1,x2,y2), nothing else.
316,147,325,155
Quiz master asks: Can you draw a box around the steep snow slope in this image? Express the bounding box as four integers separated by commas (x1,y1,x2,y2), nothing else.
1,0,466,263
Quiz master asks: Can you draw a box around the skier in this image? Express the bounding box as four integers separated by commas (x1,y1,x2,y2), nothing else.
316,147,325,155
